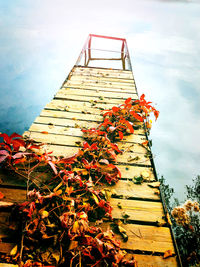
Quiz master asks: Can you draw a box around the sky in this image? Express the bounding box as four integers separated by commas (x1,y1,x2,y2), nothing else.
0,0,200,200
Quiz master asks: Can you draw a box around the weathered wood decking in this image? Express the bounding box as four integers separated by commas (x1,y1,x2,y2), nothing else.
0,66,179,266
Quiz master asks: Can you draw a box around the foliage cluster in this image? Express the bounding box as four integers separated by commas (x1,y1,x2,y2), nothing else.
160,176,200,267
0,95,159,266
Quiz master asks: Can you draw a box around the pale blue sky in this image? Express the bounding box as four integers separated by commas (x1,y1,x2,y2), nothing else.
0,0,200,199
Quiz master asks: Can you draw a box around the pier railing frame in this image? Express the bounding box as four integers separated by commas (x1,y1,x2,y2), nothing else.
76,34,132,71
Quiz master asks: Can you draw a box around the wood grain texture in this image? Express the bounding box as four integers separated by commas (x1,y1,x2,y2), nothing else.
59,87,137,99
92,222,174,253
110,198,165,224
64,80,136,91
69,73,135,84
129,254,178,267
55,92,138,104
29,122,145,137
72,66,134,79
97,180,160,200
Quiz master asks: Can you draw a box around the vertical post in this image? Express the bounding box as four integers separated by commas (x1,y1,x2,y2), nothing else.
86,35,92,66
121,40,125,70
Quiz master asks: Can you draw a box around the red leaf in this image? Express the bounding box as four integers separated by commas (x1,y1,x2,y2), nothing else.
10,133,23,139
118,131,124,140
112,106,120,112
103,111,112,117
140,94,145,101
130,111,143,122
125,120,134,133
0,133,11,144
12,139,25,150
90,143,98,150
0,191,4,199
154,109,159,120
83,141,90,149
125,97,132,105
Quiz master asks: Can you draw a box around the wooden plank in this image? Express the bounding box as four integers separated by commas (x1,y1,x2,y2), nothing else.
38,110,145,136
40,109,102,122
27,133,150,166
45,99,127,114
92,222,173,253
0,170,51,188
33,140,150,160
30,121,145,137
68,75,136,87
72,68,133,78
0,180,159,202
98,180,160,200
23,130,147,147
70,73,135,83
0,243,16,255
17,142,155,180
35,116,98,128
0,188,26,202
0,264,18,267
73,67,133,78
64,84,135,94
64,80,136,91
55,92,138,104
72,67,133,76
110,198,165,224
59,87,136,99
128,254,178,267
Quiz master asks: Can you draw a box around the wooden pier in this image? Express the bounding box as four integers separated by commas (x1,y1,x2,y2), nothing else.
0,35,179,266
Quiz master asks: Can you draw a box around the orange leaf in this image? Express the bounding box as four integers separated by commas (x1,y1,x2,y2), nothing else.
142,140,148,146
163,250,173,259
41,131,49,134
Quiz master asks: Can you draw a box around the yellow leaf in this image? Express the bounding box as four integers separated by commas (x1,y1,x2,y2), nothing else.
54,189,62,196
72,221,79,233
39,210,49,219
68,240,78,250
118,225,127,234
92,193,99,204
141,170,150,179
10,245,18,256
65,186,73,195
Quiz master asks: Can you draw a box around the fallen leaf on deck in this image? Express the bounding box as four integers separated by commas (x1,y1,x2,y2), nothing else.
140,170,150,179
117,202,123,209
127,156,140,162
163,249,173,259
10,245,18,256
156,219,165,227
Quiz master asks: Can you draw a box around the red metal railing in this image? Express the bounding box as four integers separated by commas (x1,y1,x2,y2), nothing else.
76,34,132,70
